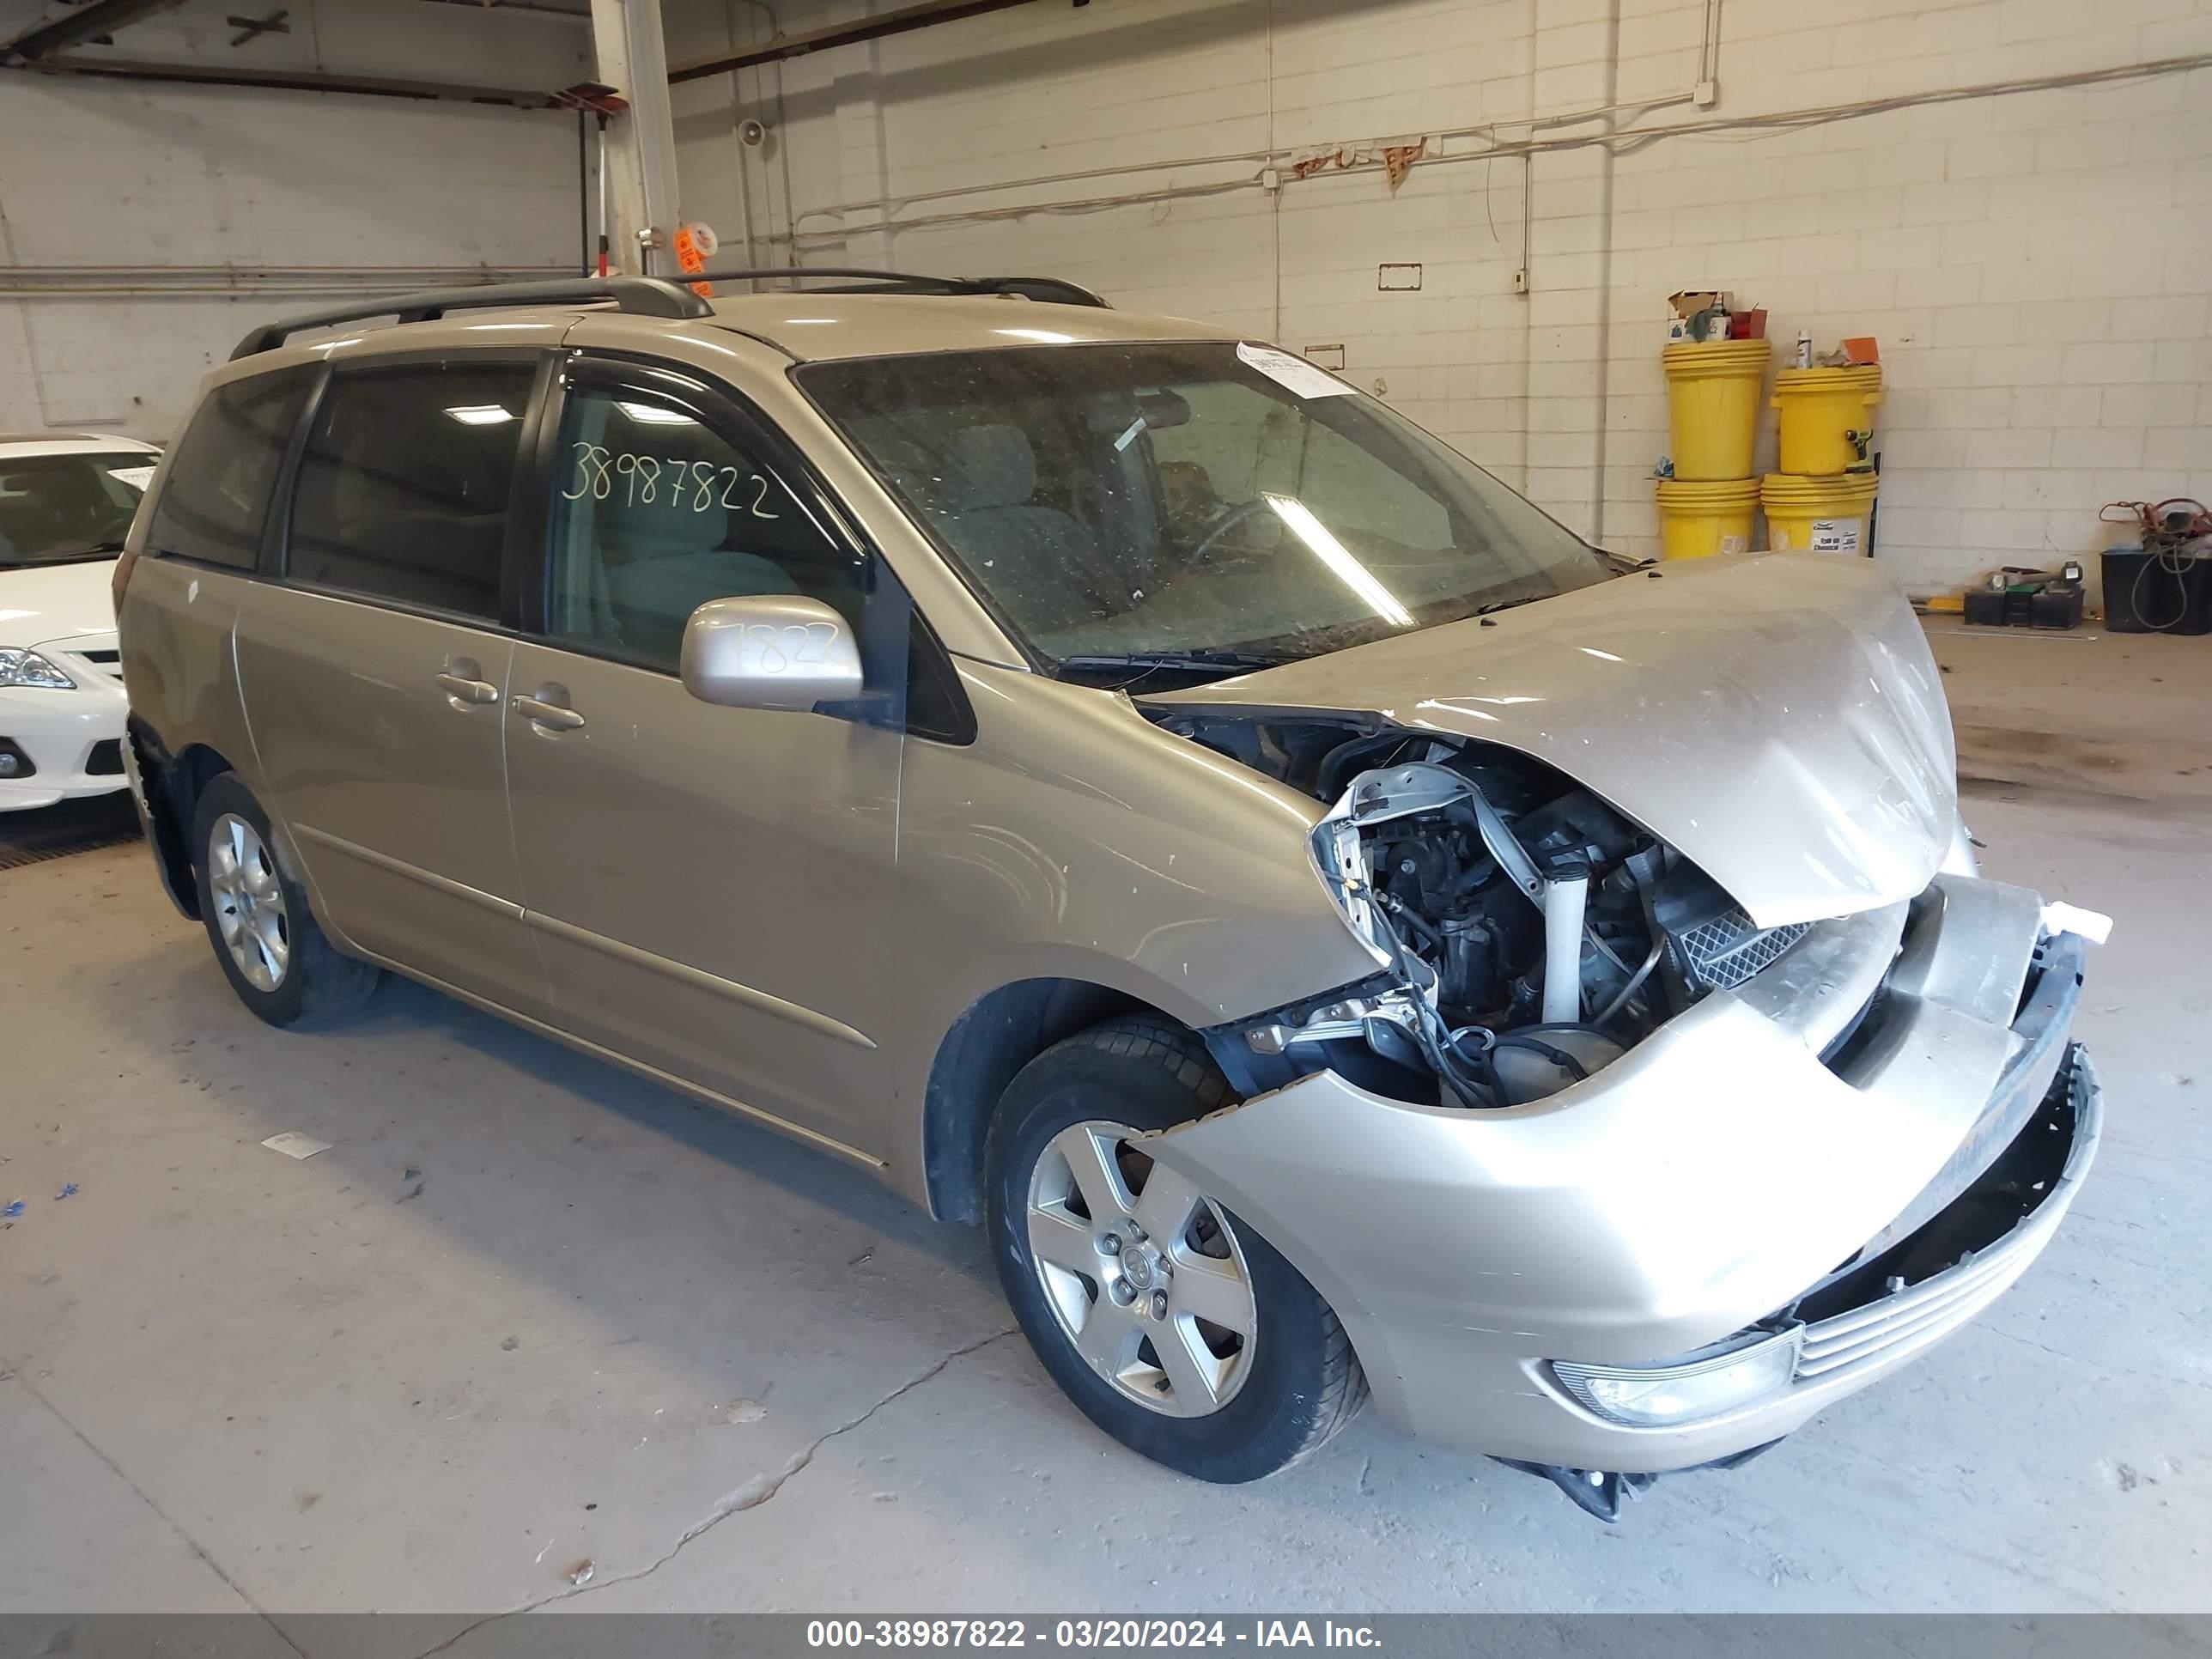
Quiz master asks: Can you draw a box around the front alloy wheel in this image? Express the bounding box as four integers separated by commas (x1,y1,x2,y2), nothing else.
988,1017,1366,1483
1026,1119,1258,1417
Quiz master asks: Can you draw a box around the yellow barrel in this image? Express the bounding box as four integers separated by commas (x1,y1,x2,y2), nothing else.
1771,364,1883,475
1662,339,1771,480
1761,471,1880,556
1656,477,1761,559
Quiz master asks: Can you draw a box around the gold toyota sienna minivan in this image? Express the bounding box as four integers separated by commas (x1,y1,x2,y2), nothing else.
116,272,2104,1518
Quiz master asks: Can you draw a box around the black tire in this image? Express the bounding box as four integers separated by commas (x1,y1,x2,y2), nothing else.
986,1016,1365,1482
190,772,380,1029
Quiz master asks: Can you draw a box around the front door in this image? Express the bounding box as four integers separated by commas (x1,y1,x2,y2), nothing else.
501,358,902,1160
236,356,549,1018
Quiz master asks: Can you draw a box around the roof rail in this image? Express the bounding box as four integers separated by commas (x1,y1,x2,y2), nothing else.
228,276,715,360
696,266,1110,308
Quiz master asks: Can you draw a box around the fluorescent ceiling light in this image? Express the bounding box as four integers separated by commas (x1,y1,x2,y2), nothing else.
617,402,696,425
1265,495,1413,628
996,327,1075,343
444,404,516,425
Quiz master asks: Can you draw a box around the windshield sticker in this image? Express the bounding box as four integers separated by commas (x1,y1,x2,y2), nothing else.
1237,342,1354,400
107,465,156,492
1112,415,1147,453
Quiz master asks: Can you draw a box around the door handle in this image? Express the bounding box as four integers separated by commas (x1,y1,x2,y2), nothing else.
513,693,586,732
434,672,500,707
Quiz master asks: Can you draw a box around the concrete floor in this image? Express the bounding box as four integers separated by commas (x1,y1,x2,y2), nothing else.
3,623,2208,1624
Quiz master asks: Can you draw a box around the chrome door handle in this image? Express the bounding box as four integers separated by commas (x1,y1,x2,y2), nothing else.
513,694,585,731
434,672,500,707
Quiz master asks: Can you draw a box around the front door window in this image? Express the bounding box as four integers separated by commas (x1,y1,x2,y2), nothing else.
545,383,866,672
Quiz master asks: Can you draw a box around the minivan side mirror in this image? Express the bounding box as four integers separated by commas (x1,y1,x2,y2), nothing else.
678,594,865,713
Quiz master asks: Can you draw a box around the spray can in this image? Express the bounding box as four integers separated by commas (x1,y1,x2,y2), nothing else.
1794,331,1813,369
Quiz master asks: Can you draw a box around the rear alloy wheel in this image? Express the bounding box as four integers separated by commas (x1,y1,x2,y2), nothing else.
205,811,289,993
190,772,380,1028
987,1017,1366,1482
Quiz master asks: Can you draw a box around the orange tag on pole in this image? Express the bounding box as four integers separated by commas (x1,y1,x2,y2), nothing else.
673,225,714,298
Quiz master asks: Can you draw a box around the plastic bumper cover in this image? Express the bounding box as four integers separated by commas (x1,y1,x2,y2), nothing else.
1147,873,2099,1472
0,677,129,811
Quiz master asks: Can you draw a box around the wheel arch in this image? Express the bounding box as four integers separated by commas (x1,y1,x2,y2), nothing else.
922,976,1194,1224
126,719,241,921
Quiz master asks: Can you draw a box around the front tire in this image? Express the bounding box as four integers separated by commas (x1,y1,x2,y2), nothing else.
190,773,380,1028
986,1017,1365,1482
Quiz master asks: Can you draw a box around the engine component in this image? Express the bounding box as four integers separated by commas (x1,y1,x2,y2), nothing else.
1158,709,1814,1108
1540,854,1589,1024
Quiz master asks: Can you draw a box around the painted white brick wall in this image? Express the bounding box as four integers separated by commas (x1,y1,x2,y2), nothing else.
667,0,2212,594
0,0,588,438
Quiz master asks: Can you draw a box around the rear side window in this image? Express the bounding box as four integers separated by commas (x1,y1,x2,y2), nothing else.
285,361,535,622
145,368,314,569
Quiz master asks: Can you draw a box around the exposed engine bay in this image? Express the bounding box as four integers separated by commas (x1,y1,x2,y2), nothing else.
1152,712,1814,1109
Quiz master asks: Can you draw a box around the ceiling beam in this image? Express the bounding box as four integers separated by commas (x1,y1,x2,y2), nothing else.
669,0,1051,83
2,0,188,65
3,53,564,106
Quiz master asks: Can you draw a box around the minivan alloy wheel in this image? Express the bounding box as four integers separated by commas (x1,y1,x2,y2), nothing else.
1026,1119,1258,1417
206,811,290,992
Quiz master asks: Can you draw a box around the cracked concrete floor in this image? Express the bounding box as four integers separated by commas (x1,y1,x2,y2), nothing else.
2,623,2208,1629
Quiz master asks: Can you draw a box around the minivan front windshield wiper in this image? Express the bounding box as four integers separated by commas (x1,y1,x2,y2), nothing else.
3,539,129,568
1054,649,1286,688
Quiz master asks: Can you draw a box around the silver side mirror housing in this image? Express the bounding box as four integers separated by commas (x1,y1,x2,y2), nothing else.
679,594,864,712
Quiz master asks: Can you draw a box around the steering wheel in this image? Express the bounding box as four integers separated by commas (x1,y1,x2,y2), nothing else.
1184,496,1275,566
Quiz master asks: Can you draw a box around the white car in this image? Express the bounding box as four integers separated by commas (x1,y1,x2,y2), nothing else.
0,432,161,811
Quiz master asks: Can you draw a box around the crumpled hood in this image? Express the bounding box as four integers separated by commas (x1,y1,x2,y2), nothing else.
0,558,118,650
1146,553,1957,928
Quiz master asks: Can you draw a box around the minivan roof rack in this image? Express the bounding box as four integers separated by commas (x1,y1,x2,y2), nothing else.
228,276,714,360
696,267,1110,307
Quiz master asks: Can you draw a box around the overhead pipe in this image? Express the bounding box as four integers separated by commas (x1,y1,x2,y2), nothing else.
1,54,567,106
0,265,576,298
670,0,1052,82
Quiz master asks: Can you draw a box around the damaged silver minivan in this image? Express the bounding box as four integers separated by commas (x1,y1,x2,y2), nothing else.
116,273,2103,1516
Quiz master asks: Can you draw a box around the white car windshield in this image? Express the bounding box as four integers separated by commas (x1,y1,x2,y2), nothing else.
799,341,1610,672
0,452,152,568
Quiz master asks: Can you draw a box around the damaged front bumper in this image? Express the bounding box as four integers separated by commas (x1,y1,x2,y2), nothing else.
1152,873,2100,1476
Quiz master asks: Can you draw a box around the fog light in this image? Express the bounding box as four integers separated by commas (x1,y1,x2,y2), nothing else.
1552,1329,1801,1428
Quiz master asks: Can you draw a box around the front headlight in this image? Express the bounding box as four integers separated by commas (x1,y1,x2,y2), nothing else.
1551,1328,1801,1427
0,647,76,690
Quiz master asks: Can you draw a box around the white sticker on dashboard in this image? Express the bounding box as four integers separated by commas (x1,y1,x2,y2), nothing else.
1237,342,1355,399
107,465,156,492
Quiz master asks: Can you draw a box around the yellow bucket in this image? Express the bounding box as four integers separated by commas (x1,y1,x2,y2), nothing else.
1762,471,1879,556
1662,339,1771,480
1771,365,1884,475
1656,477,1761,560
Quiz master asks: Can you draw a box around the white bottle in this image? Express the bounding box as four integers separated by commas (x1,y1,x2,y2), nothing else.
1795,331,1813,368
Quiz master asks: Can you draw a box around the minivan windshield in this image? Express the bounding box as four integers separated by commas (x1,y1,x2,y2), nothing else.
799,341,1608,671
0,451,155,568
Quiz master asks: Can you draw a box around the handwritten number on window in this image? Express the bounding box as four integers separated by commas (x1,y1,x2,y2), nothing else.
564,441,779,519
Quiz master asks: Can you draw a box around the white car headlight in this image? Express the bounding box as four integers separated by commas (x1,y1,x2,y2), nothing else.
1552,1328,1801,1427
0,647,76,690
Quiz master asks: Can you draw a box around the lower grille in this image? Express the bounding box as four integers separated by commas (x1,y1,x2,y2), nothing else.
1674,907,1813,991
1794,1046,2092,1385
86,738,125,776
